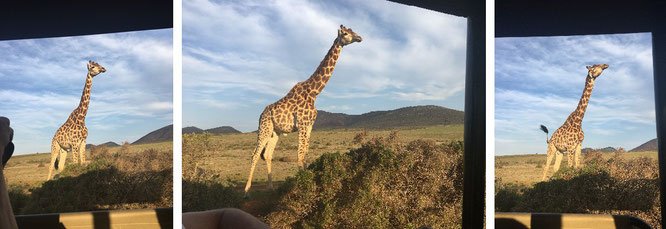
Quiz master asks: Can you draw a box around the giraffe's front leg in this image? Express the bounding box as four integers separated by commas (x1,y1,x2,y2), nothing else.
566,149,574,167
296,124,313,170
78,140,87,164
72,143,79,165
573,142,582,168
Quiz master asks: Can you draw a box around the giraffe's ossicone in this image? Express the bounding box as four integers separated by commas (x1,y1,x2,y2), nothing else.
540,64,609,181
47,61,106,180
243,25,362,197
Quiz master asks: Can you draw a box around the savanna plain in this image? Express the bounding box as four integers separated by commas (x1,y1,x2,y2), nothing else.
184,124,465,228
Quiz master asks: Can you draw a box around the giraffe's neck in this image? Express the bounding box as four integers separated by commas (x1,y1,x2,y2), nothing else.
304,38,343,96
568,75,595,125
73,72,94,123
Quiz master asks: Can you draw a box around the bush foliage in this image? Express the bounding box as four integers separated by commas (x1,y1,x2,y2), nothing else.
496,150,661,228
182,132,464,228
263,137,464,228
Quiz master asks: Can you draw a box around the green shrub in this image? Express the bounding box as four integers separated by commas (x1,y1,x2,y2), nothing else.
182,177,243,212
8,186,30,214
183,133,211,180
494,180,526,212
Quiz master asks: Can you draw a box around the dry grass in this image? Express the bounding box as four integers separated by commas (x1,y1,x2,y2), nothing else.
5,142,173,214
4,141,172,188
495,150,657,186
185,125,463,186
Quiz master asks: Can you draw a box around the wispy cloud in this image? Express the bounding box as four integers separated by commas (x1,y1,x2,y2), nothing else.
183,0,467,131
0,29,173,154
495,33,655,155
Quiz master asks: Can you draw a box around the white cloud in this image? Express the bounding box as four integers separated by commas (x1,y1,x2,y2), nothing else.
183,0,467,103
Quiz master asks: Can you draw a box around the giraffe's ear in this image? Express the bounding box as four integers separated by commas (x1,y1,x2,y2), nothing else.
338,28,343,36
87,62,92,69
586,66,593,70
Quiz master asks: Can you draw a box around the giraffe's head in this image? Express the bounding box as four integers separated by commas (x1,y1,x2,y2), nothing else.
337,25,362,46
87,61,106,77
586,64,609,79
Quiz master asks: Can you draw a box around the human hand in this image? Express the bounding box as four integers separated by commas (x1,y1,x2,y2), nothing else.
0,117,13,167
0,116,17,228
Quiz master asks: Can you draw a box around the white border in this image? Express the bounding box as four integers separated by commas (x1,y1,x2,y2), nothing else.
173,0,183,227
485,0,495,227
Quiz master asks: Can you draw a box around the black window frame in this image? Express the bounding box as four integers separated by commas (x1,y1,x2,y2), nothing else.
389,1,486,228
497,0,666,226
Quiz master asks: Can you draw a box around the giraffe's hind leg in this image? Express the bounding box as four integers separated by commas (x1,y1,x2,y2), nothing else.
552,151,564,175
47,142,60,180
541,143,556,181
244,114,273,198
264,131,279,190
57,147,69,175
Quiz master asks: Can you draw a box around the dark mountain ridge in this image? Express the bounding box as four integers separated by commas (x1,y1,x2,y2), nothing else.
312,105,464,130
132,124,173,145
630,138,657,152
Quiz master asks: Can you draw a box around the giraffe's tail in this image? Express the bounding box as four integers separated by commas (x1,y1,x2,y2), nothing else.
540,125,549,144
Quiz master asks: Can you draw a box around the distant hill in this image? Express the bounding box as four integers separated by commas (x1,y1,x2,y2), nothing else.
205,126,241,134
132,124,173,145
99,141,120,147
85,141,120,149
185,105,463,134
182,126,241,134
313,105,464,130
182,126,204,134
630,138,657,152
582,147,617,153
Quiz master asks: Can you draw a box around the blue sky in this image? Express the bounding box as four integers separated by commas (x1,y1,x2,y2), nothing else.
183,0,467,132
495,33,656,155
0,29,173,155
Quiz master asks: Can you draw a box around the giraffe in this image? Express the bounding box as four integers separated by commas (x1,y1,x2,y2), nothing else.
540,64,609,181
47,61,106,180
243,25,362,197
